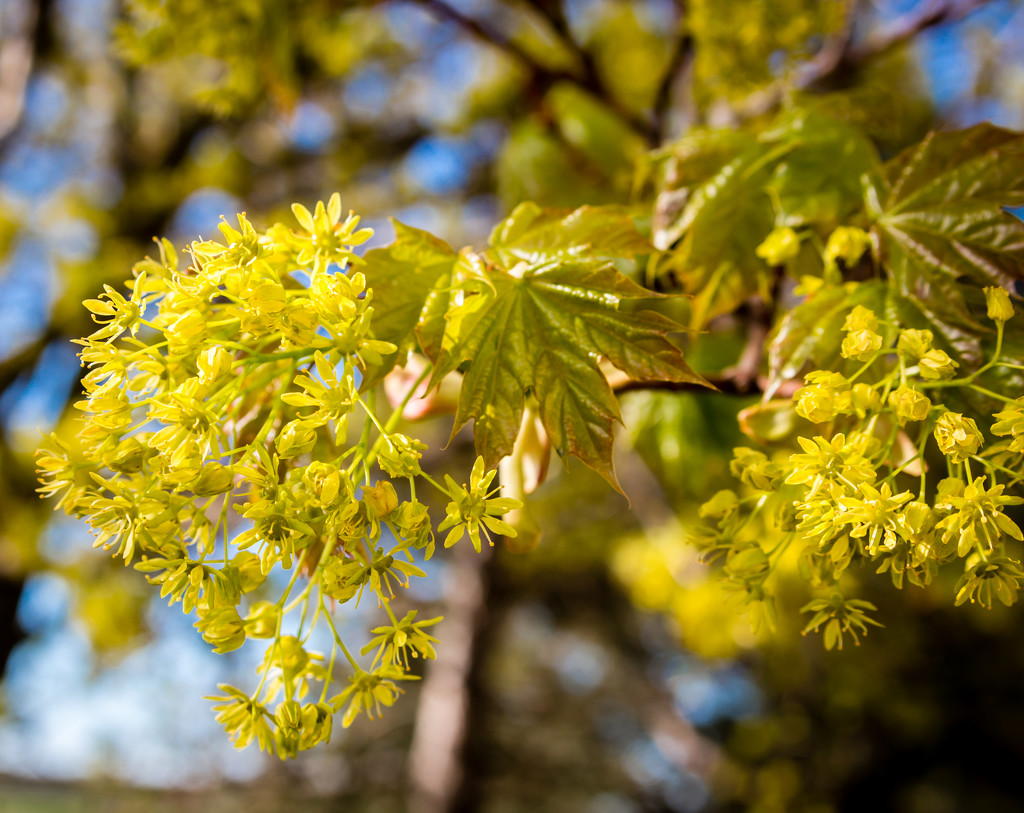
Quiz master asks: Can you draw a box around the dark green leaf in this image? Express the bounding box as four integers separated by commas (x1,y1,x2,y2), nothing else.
868,123,1024,320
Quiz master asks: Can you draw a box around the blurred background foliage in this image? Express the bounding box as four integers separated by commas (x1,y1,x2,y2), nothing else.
2,0,1024,811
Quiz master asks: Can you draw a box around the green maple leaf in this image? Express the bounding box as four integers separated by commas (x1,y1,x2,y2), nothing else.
488,201,652,268
431,260,709,490
362,205,705,489
652,130,802,329
364,205,655,381
361,221,458,387
867,123,1024,322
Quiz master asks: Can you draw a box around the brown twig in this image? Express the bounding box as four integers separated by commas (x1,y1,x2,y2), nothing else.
0,0,41,148
409,0,659,144
731,0,996,122
652,30,694,143
613,374,799,399
846,0,995,65
407,543,492,813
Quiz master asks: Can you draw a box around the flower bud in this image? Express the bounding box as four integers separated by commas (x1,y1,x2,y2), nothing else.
851,383,881,417
934,412,983,463
276,699,303,731
300,703,334,749
985,286,1015,323
935,477,965,510
824,226,871,268
899,501,936,542
897,329,933,361
918,349,958,381
843,305,878,333
730,447,777,491
244,601,279,638
322,557,358,602
303,461,347,507
233,551,267,593
699,489,739,520
194,462,236,496
105,436,148,473
755,227,801,266
195,606,246,654
363,480,399,519
841,329,883,361
197,345,233,384
278,635,309,676
377,433,426,479
795,372,851,423
275,420,317,459
888,386,931,425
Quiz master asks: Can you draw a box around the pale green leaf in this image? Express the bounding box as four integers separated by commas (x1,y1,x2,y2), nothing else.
432,261,709,489
361,220,457,385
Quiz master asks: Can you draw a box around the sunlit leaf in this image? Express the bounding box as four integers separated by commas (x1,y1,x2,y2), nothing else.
432,261,709,490
764,110,879,229
653,136,782,327
361,221,458,385
867,123,1024,321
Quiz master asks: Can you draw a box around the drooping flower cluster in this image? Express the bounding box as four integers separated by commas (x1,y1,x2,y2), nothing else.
695,286,1024,647
36,196,519,758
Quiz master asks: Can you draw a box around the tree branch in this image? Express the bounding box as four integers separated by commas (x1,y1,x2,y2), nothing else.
407,544,491,813
652,31,694,145
0,0,41,148
408,0,659,144
413,0,543,76
730,0,996,123
846,0,995,65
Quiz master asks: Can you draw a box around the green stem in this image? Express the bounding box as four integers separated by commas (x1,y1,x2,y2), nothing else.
419,471,451,497
321,599,361,671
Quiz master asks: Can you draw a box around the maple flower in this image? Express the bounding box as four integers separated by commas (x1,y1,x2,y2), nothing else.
785,434,876,498
936,476,1024,557
281,351,355,435
83,279,147,341
438,457,521,552
361,610,442,668
331,665,415,728
992,398,1024,453
835,482,913,555
289,193,373,271
955,556,1024,608
208,685,273,751
985,286,1015,323
801,592,883,649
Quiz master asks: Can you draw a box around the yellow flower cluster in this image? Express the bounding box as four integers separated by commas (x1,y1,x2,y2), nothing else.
36,195,519,758
696,287,1024,646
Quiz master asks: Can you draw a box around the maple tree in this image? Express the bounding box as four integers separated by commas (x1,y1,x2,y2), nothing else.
2,0,1024,809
